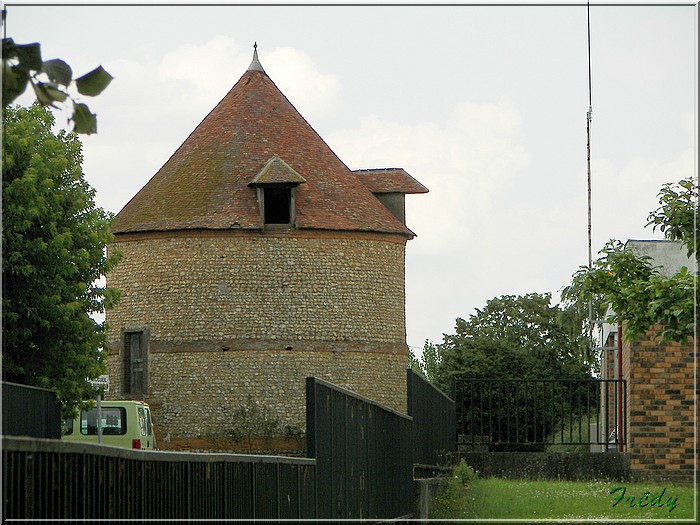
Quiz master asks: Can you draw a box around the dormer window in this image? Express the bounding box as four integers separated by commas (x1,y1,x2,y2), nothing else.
250,156,306,228
263,185,292,224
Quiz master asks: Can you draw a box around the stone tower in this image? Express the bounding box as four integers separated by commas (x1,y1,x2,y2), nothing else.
104,47,427,449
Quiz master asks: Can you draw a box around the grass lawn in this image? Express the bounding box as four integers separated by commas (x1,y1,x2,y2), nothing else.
430,477,697,521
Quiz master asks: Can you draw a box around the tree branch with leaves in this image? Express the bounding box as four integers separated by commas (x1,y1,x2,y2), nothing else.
2,36,112,134
565,178,697,345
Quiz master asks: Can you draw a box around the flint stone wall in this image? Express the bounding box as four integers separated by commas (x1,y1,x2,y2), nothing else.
104,231,409,445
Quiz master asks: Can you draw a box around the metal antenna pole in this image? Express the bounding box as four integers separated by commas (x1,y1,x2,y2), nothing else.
586,1,594,362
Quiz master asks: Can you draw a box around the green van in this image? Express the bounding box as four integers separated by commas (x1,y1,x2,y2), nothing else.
62,400,157,450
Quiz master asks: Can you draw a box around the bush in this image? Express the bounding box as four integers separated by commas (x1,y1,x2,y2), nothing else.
283,424,305,438
453,458,478,486
228,395,280,452
429,477,467,519
429,459,478,519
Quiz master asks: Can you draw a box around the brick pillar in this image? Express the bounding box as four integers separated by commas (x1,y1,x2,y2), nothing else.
622,324,695,483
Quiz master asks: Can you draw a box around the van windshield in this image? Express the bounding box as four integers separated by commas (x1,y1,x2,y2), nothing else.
81,407,127,435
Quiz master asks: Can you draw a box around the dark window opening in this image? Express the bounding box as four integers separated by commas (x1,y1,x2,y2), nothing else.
264,186,291,224
123,331,146,395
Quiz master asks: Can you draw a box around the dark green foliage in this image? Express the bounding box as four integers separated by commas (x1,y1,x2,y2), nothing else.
434,293,593,394
409,340,441,384
408,346,423,376
2,104,121,416
434,293,594,451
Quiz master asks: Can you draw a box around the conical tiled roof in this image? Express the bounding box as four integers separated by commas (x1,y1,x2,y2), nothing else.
112,50,419,238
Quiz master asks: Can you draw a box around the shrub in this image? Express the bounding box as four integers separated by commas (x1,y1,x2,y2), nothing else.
429,477,467,519
228,395,280,452
453,458,478,486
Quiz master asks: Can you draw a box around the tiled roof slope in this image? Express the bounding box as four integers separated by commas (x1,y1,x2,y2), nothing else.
354,168,429,194
112,61,421,238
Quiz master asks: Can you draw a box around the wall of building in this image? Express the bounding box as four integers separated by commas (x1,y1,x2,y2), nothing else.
106,230,407,346
622,325,695,483
104,230,409,448
105,348,407,450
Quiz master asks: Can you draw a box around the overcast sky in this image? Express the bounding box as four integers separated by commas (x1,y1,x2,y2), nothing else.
5,2,697,355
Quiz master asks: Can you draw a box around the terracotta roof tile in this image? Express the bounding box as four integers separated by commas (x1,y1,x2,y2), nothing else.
112,59,425,238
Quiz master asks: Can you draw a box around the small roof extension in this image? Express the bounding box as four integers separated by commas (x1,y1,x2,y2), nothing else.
354,168,429,195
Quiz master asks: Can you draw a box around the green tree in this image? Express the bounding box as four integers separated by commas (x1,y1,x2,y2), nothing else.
227,395,281,453
434,293,594,450
646,178,697,257
408,346,423,376
434,293,593,393
2,26,112,134
566,178,697,344
2,104,121,415
408,340,442,384
560,271,610,370
420,340,441,384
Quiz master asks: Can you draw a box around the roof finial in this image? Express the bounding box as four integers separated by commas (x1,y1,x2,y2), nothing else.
248,41,266,73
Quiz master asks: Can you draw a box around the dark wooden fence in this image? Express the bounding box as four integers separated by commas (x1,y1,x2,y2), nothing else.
407,369,455,466
2,382,61,439
2,436,316,520
3,373,455,520
306,377,414,520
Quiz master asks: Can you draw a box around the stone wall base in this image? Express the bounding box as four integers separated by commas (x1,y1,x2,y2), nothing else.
158,436,306,456
460,451,631,481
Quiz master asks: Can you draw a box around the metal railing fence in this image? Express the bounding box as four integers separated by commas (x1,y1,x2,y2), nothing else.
2,436,316,520
453,378,626,451
306,377,413,520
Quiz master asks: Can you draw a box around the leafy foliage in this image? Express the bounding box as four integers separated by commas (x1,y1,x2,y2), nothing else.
434,293,594,393
409,340,441,383
568,240,695,343
433,293,594,451
453,458,478,486
565,178,697,344
646,178,697,257
2,38,112,134
227,395,281,453
408,346,423,376
420,340,441,383
2,104,121,416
